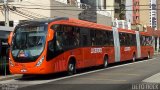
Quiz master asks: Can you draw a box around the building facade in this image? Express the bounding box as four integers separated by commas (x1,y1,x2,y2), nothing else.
157,0,160,30
132,0,140,24
0,0,113,27
155,0,160,52
126,0,140,25
150,0,157,30
139,0,150,27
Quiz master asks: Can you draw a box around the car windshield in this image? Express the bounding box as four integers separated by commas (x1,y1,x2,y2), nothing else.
11,25,47,61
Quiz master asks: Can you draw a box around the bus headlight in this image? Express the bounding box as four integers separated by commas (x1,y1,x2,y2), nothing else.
9,58,14,67
36,56,44,67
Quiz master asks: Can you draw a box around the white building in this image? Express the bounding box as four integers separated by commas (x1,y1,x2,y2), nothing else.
125,0,133,23
150,0,157,30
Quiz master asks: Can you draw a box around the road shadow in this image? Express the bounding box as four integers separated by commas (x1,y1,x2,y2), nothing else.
15,58,150,81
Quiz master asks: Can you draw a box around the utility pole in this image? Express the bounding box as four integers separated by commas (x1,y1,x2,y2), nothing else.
3,0,9,76
3,0,9,27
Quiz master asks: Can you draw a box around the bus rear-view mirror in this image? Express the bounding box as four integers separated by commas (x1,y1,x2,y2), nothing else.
8,31,13,46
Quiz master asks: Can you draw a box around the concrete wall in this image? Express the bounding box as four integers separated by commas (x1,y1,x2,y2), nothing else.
96,0,114,21
97,13,112,25
50,0,82,19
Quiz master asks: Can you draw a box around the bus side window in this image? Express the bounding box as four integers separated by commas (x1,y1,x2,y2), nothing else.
73,27,80,47
80,28,91,46
82,35,88,46
55,26,64,51
90,29,95,46
108,31,114,46
119,33,125,46
48,40,54,52
56,32,62,50
125,33,130,46
132,34,136,46
47,25,57,60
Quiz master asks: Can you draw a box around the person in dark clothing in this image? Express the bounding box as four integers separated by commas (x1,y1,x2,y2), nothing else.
0,40,2,57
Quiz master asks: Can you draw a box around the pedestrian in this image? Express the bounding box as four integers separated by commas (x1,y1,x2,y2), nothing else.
0,40,2,58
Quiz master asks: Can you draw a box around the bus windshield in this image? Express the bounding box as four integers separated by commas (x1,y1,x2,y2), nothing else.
11,25,47,62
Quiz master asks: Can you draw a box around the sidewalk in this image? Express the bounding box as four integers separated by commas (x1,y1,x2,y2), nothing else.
0,74,22,81
154,52,160,55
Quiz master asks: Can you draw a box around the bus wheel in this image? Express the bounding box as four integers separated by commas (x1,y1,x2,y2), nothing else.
67,60,76,76
132,54,136,62
103,56,108,68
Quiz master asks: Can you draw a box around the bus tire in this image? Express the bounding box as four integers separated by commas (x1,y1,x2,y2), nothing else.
103,56,108,68
132,53,136,62
67,59,76,76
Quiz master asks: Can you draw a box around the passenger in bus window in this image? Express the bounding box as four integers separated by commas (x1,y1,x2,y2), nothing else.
146,37,150,46
91,37,95,46
96,31,103,46
63,26,69,47
144,36,148,46
73,32,80,46
150,37,154,46
56,32,63,50
142,36,145,46
37,36,45,46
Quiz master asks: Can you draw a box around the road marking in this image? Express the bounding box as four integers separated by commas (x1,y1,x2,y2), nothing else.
143,72,160,83
0,58,157,85
78,78,127,82
97,73,140,76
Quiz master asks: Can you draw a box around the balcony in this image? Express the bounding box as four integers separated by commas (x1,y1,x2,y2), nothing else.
135,6,139,10
135,0,139,2
136,12,139,16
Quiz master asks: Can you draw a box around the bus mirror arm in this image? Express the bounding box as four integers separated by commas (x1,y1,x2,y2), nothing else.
48,29,54,42
8,32,13,46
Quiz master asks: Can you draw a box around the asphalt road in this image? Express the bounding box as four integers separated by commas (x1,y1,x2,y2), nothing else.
1,55,160,90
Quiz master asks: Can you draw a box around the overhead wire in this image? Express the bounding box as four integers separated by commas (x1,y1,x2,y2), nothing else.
6,1,160,8
9,10,32,19
12,6,160,11
17,8,49,18
8,6,40,19
0,1,159,20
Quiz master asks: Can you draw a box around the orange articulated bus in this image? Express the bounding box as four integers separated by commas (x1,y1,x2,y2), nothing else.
8,17,154,75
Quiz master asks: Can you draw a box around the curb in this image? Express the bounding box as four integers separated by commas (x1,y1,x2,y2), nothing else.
0,74,22,81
